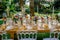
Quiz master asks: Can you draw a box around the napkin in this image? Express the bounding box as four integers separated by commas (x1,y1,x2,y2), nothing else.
5,26,13,30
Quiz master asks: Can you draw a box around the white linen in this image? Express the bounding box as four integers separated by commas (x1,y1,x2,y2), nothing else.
43,38,59,40
5,26,13,30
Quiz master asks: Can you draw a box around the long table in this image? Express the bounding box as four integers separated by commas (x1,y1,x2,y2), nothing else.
0,24,56,39
6,27,50,39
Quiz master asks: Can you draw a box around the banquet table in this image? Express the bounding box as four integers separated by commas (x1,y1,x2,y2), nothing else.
37,29,50,33
0,24,59,39
5,28,50,39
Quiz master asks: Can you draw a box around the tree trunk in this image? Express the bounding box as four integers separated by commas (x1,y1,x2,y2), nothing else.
20,0,25,15
6,6,9,17
20,0,23,10
30,0,34,16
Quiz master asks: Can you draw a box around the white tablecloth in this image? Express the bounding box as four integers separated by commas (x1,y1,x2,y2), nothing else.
20,38,36,40
43,38,59,40
3,39,13,40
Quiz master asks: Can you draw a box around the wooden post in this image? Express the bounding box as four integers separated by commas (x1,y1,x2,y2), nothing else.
30,0,34,16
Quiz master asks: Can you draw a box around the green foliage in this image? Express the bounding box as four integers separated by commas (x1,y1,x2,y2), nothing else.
2,0,21,13
25,8,30,14
2,0,59,15
0,20,3,25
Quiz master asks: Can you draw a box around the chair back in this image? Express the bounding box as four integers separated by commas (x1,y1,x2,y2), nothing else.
17,30,37,40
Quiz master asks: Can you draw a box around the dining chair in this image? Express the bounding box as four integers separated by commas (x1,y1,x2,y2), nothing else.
2,31,13,40
43,32,59,40
17,30,37,40
0,31,2,40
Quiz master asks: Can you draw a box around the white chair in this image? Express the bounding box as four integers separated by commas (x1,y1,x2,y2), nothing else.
17,30,37,40
0,33,2,40
2,32,13,40
43,32,59,40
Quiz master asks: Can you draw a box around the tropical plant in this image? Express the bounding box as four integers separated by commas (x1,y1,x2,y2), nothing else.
2,0,21,17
